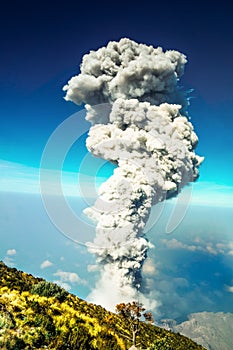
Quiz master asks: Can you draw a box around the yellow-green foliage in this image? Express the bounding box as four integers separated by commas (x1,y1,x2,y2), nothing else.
0,261,206,349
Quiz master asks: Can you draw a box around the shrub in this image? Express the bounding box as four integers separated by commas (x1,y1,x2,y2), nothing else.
31,281,68,302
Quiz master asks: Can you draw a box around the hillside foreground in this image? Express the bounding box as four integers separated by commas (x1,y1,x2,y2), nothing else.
0,261,206,349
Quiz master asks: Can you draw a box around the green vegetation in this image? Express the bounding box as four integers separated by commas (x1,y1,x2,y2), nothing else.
0,261,206,349
31,281,68,302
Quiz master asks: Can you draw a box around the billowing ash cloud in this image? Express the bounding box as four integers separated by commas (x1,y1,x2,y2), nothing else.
63,38,188,110
63,38,203,311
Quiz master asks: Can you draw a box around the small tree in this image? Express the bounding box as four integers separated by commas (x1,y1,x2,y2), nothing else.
116,301,154,348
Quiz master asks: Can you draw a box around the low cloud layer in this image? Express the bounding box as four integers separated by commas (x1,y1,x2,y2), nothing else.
161,238,233,256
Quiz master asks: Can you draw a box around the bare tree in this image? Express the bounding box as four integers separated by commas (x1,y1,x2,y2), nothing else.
115,301,154,348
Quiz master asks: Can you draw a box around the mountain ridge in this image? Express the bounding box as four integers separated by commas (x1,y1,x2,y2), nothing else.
173,311,233,350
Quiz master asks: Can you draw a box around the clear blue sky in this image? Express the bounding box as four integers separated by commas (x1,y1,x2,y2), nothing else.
1,0,233,185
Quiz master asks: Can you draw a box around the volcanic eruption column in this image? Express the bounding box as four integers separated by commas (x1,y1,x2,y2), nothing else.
63,38,203,310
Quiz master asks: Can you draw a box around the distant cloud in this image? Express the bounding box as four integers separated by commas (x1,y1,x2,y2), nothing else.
183,182,233,208
40,259,53,269
0,159,104,197
54,269,86,285
142,258,158,276
161,238,210,254
54,280,71,291
87,264,99,272
144,235,233,320
3,248,17,266
162,238,196,251
0,160,39,194
225,285,233,293
1,160,233,207
6,249,16,256
3,256,14,267
161,238,233,256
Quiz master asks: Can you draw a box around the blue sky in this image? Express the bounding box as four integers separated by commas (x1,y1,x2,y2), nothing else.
1,0,233,180
1,0,233,321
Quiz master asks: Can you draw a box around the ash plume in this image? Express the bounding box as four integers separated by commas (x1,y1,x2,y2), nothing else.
63,38,203,311
64,37,188,111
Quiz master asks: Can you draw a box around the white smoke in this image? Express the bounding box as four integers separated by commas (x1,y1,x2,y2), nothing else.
63,38,203,312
